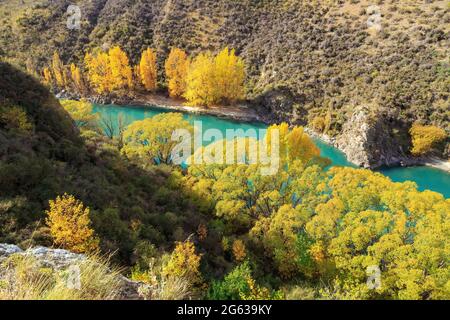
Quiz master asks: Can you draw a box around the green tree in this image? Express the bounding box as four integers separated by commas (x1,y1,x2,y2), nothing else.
60,100,98,128
122,112,193,165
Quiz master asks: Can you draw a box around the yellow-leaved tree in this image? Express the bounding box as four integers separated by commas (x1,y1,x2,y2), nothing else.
108,46,133,91
61,99,98,128
139,48,157,91
184,52,215,106
84,46,132,94
46,193,99,254
162,241,203,285
232,239,246,262
84,50,113,94
266,123,321,165
213,47,245,104
70,63,87,95
184,48,245,107
122,112,193,165
42,67,53,88
51,51,66,89
165,48,189,98
410,123,447,156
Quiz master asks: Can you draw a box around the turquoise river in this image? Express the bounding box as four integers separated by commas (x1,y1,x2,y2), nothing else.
93,104,449,198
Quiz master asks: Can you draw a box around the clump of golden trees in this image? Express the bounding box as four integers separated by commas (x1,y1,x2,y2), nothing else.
41,46,246,107
184,48,245,106
84,46,133,94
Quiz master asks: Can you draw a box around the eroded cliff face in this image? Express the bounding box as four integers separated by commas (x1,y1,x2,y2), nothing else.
335,106,410,169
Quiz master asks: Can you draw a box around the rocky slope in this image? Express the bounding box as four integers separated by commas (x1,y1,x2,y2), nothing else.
0,0,448,168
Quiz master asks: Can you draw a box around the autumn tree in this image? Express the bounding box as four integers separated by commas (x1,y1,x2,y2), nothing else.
109,46,133,92
84,46,133,94
84,50,112,94
165,48,189,98
51,51,66,89
61,99,98,128
184,52,214,106
139,48,157,91
42,67,53,88
232,239,246,262
70,63,87,95
306,167,450,299
162,241,202,285
251,205,308,278
46,193,99,254
122,112,193,165
266,123,321,165
213,47,245,104
410,123,447,156
184,48,245,107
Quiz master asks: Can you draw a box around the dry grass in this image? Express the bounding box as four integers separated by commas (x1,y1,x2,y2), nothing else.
0,253,123,300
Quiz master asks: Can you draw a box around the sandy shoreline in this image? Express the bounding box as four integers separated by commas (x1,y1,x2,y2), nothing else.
422,158,450,172
123,93,263,123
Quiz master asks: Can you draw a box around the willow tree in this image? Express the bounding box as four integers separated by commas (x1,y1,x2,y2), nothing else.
122,112,193,165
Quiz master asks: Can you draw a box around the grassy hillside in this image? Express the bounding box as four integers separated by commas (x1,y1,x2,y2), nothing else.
1,62,449,300
0,0,448,136
0,62,212,265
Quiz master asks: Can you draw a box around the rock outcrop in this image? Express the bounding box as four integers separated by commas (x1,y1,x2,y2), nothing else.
335,106,410,169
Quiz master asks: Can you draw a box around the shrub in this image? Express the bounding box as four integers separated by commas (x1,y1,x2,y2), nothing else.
0,105,34,133
46,193,99,254
410,123,447,156
207,262,283,300
162,241,202,286
311,116,325,133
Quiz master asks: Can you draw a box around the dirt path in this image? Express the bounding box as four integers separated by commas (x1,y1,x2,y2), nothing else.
128,93,263,123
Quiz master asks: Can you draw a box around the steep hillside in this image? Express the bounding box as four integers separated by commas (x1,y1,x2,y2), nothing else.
0,0,449,167
0,62,212,265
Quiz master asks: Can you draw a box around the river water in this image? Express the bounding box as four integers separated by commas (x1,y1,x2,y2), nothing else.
92,104,449,198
